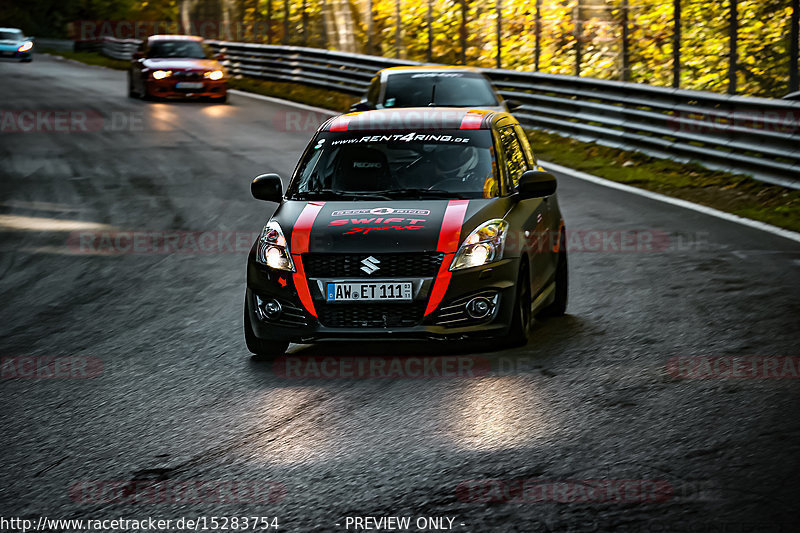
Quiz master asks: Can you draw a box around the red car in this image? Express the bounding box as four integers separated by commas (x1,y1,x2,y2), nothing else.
128,35,228,103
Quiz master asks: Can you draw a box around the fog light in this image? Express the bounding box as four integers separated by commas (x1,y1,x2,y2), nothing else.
466,297,492,319
256,296,282,320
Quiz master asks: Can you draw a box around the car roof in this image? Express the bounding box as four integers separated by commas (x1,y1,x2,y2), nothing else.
378,66,485,77
147,35,204,43
320,107,514,132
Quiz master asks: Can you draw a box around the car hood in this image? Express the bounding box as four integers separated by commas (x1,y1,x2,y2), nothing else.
271,198,512,255
142,58,221,71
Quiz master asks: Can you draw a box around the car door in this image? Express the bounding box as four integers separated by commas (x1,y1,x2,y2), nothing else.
496,124,550,294
514,124,559,286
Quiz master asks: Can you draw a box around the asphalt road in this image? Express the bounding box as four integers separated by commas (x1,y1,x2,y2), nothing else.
1,54,799,533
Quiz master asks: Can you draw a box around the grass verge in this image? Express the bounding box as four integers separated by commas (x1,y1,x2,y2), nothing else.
41,49,129,70
528,130,800,233
47,49,799,233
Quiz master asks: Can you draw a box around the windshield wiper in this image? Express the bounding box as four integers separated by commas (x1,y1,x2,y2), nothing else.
372,188,467,199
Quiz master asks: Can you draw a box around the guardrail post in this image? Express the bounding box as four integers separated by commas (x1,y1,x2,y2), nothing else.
672,0,681,88
791,0,799,93
302,0,309,46
728,0,738,95
496,0,502,70
621,0,630,82
535,0,542,71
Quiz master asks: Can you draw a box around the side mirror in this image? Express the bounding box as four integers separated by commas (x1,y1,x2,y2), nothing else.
505,99,523,112
349,100,373,112
214,52,226,61
518,170,557,199
251,174,283,202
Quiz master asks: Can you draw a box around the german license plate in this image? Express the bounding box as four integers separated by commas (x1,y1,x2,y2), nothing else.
175,82,203,89
326,282,412,302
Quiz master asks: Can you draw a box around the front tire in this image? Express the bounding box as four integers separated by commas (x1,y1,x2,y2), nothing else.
505,262,532,347
244,301,288,360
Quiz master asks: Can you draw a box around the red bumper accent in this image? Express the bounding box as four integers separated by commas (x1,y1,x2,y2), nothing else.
291,201,326,317
425,200,469,316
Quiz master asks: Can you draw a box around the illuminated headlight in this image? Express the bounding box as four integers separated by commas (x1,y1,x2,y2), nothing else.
18,41,33,53
204,70,224,80
255,220,295,272
152,70,171,80
450,219,508,271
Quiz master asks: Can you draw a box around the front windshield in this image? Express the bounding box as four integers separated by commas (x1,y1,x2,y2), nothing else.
0,31,23,41
148,40,207,59
382,73,499,108
288,129,500,200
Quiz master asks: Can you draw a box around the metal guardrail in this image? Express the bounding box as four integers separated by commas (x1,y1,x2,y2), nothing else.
93,37,800,188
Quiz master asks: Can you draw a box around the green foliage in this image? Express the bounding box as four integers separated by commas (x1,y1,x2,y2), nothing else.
9,0,797,97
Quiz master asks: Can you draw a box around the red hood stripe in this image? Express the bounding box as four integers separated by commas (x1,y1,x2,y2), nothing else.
425,199,469,316
292,201,325,317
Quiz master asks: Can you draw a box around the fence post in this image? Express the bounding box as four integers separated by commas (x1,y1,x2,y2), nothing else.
496,0,502,69
395,0,402,58
791,0,799,93
282,0,290,44
427,0,433,62
621,0,630,81
672,0,681,88
302,0,308,46
535,0,541,71
460,0,468,65
728,0,738,95
267,0,273,44
574,2,583,76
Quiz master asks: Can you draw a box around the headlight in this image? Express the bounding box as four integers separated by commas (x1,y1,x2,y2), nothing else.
18,41,33,53
255,220,295,272
152,70,171,80
204,70,224,80
450,219,508,271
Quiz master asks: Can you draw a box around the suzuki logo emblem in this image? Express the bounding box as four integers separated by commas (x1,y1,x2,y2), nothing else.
360,256,381,275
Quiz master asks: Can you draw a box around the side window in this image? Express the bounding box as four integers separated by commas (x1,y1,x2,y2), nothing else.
498,126,529,191
514,125,536,167
366,77,380,105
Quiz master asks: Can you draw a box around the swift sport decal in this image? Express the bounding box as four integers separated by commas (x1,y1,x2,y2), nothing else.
425,199,470,316
331,208,431,217
291,202,326,317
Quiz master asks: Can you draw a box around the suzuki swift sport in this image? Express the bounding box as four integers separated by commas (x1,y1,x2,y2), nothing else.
244,108,567,358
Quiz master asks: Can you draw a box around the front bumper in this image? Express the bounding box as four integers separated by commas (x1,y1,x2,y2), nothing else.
0,49,31,60
144,79,227,99
245,249,520,343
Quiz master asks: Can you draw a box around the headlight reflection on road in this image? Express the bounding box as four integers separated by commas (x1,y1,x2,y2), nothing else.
443,376,552,451
0,214,112,232
251,387,335,465
149,104,179,131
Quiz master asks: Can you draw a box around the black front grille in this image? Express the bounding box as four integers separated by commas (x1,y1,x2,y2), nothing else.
304,252,444,278
318,302,426,328
174,71,203,80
